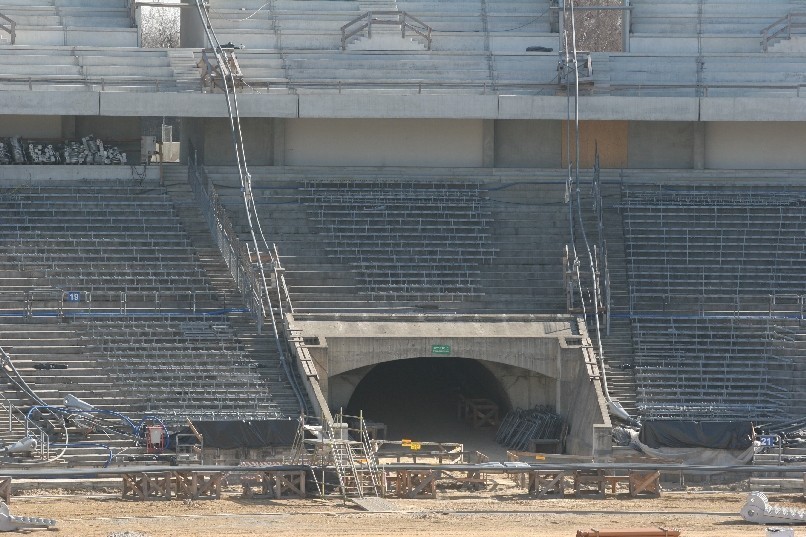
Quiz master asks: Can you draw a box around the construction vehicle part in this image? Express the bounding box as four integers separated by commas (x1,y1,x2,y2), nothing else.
0,502,55,532
740,491,806,524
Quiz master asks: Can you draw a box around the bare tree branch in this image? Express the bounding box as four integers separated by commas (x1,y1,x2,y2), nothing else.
141,6,180,49
565,0,624,52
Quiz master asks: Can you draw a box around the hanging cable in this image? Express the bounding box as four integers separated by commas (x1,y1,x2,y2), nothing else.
192,0,307,415
563,0,634,424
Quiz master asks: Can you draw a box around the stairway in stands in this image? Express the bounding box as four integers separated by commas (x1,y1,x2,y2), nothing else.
597,181,638,420
0,177,300,466
162,165,303,417
574,175,639,422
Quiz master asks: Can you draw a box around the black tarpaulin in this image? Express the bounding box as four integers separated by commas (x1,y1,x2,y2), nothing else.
639,421,754,449
181,420,297,449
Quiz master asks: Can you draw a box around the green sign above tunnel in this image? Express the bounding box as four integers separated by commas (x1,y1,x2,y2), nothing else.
431,344,451,355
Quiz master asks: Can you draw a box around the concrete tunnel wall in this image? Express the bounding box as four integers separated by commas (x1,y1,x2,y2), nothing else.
329,358,555,417
289,317,611,456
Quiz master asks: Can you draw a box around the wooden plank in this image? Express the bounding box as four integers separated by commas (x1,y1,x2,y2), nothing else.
528,471,566,498
574,469,606,499
395,470,439,499
145,472,173,500
121,473,147,501
174,471,197,499
272,471,306,499
409,471,439,498
629,471,661,498
195,472,223,500
603,474,630,494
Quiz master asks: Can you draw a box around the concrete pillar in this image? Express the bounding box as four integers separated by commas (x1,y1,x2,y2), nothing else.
622,0,631,52
482,119,495,167
135,6,142,48
693,121,706,169
273,118,286,166
592,424,613,461
181,117,205,164
180,5,208,49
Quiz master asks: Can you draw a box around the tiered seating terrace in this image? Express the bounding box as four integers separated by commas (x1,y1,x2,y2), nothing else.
0,47,196,92
620,183,806,421
0,181,300,426
629,0,801,52
207,0,553,52
0,0,136,47
307,179,496,302
209,167,568,314
88,317,287,420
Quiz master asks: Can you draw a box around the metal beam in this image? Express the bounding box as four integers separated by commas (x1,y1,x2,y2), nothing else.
5,462,806,479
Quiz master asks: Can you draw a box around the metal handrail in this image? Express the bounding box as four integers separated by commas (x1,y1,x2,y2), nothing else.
188,149,264,329
0,12,16,45
624,293,805,317
341,10,432,50
0,289,219,317
0,346,52,460
0,393,50,460
273,244,294,316
762,12,806,51
762,13,791,52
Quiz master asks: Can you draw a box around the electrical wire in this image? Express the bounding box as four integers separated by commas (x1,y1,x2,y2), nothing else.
192,0,307,415
210,2,271,22
563,0,634,425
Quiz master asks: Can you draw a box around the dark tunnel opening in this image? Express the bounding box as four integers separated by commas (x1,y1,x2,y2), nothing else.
345,357,512,456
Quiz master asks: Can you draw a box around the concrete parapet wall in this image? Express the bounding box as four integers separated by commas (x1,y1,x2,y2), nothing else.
0,165,159,185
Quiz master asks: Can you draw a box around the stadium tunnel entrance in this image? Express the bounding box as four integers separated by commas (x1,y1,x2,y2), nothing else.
341,357,521,456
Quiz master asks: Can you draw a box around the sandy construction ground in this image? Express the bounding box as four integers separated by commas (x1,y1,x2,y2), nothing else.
9,480,805,537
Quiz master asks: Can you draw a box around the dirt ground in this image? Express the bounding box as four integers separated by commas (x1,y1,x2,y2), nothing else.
9,479,806,537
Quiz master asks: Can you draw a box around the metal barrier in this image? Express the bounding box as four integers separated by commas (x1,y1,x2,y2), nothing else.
0,12,15,45
188,150,264,331
0,288,222,317
0,347,52,461
341,10,432,50
762,12,806,52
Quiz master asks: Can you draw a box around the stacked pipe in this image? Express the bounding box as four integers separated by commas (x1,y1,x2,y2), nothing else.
495,406,564,451
0,141,10,165
0,135,127,165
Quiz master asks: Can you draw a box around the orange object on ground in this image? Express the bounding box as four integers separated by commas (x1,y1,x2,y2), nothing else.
576,529,681,537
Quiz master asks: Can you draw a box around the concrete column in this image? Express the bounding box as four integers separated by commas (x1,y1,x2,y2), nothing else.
693,121,706,169
622,0,631,52
180,5,208,49
592,424,613,461
482,119,495,167
181,117,205,164
273,118,286,166
135,6,142,48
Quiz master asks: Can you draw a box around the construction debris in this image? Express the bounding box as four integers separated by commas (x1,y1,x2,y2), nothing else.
740,491,806,525
495,406,565,451
0,135,127,165
0,501,56,532
575,530,680,537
